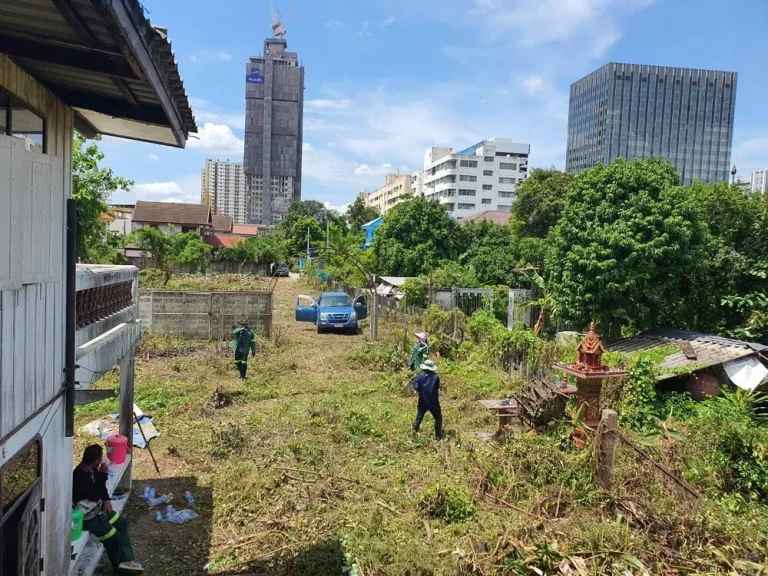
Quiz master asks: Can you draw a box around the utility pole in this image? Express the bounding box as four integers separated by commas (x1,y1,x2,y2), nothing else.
370,274,378,341
326,219,330,248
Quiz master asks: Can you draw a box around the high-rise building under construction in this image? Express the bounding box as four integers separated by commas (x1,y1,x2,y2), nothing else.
243,38,304,224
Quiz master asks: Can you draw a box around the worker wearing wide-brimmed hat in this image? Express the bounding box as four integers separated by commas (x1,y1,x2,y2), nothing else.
412,359,443,439
407,332,430,371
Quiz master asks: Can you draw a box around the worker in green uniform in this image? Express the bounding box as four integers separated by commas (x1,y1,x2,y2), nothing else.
232,319,256,380
408,332,430,371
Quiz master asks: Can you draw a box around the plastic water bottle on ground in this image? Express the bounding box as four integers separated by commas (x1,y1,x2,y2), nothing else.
148,487,156,499
184,491,195,504
142,487,151,501
154,511,162,523
166,509,199,524
165,505,175,520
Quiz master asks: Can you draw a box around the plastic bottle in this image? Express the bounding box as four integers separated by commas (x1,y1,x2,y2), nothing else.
154,511,163,523
147,495,167,507
142,487,151,501
165,505,175,519
148,487,156,499
185,491,195,504
166,509,199,524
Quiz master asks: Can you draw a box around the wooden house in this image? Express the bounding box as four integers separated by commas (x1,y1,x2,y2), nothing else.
0,2,195,575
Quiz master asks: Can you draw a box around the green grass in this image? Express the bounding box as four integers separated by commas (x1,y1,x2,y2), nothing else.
72,278,768,576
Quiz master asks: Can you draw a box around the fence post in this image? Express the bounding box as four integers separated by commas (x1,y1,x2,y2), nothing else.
596,409,618,490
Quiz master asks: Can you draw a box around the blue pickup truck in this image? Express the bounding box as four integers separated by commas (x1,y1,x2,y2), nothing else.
295,292,368,334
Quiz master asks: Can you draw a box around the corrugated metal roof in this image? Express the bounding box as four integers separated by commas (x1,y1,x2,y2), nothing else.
0,0,196,145
609,329,768,379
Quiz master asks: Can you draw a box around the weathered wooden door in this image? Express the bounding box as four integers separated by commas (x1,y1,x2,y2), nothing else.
17,483,42,576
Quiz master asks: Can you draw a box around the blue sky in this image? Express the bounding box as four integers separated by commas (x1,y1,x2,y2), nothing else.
105,0,768,211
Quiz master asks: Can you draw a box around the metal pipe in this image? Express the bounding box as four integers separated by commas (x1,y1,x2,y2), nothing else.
65,199,77,437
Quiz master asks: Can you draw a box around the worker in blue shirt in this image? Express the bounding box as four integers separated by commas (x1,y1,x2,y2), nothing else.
412,360,443,439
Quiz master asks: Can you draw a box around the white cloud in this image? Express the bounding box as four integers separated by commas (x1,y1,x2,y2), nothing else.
523,76,543,95
354,163,393,177
306,99,354,113
191,97,245,130
381,16,396,26
325,19,343,29
323,201,350,214
129,173,202,205
147,154,161,161
461,0,653,61
362,20,370,28
189,49,234,64
737,137,768,155
187,123,244,158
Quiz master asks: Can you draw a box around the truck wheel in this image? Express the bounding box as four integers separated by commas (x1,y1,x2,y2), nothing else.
317,325,323,334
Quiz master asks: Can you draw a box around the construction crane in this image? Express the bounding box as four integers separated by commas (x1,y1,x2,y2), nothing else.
269,0,298,39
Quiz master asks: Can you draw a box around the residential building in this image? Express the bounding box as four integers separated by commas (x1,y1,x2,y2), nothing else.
736,178,752,192
749,169,768,193
411,170,425,197
459,210,513,225
361,216,384,248
201,159,248,224
421,138,530,220
566,63,737,185
107,204,135,235
244,38,304,225
132,201,213,234
361,173,413,214
0,3,195,575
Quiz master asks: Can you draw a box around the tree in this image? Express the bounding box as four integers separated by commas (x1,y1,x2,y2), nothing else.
346,196,380,231
281,200,345,232
547,158,709,340
172,233,213,273
284,216,325,257
461,220,522,286
508,168,572,270
372,197,466,276
72,134,133,262
129,227,171,273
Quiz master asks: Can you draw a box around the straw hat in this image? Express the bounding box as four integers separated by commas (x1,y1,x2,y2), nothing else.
420,360,437,372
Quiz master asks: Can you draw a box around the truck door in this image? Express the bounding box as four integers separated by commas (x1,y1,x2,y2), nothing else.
295,295,318,323
353,294,368,320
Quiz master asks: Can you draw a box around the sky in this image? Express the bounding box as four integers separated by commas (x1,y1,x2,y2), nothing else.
104,0,768,212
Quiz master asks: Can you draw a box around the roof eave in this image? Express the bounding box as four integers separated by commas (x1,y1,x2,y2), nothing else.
107,0,187,147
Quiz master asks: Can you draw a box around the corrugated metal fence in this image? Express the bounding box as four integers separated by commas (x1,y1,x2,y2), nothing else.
139,290,273,340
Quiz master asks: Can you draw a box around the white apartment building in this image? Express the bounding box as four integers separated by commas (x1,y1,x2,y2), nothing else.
750,169,768,193
360,173,413,214
421,138,530,219
201,159,248,224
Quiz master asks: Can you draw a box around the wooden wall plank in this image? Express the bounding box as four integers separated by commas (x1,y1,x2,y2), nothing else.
24,286,35,419
0,138,12,289
13,288,25,426
46,284,55,399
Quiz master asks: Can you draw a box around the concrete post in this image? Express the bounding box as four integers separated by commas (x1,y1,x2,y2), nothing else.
596,409,618,490
118,348,135,491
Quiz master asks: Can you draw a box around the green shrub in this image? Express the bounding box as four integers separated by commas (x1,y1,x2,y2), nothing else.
685,389,768,500
139,267,166,288
617,356,659,432
419,483,475,523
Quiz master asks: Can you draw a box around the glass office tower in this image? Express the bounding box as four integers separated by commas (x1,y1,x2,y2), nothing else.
565,63,737,185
